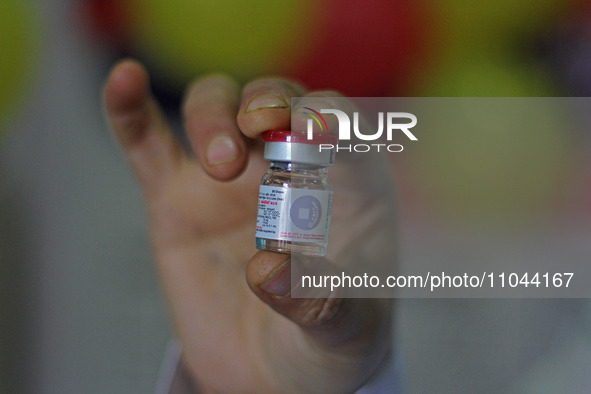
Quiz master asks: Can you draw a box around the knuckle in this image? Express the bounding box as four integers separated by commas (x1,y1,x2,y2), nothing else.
242,77,306,101
299,297,343,328
183,74,239,115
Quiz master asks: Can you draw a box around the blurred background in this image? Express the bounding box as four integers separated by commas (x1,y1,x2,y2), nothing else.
1,0,590,392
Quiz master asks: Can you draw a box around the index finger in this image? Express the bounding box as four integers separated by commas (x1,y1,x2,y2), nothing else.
183,74,247,181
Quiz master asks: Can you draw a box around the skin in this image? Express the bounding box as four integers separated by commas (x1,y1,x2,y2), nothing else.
104,59,396,393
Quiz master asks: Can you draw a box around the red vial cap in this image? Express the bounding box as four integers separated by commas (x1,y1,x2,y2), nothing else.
262,130,338,145
262,130,292,142
261,130,336,165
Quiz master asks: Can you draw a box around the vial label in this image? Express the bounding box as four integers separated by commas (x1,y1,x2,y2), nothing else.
256,185,332,243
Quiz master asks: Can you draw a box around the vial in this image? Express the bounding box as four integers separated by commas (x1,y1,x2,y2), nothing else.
255,130,335,256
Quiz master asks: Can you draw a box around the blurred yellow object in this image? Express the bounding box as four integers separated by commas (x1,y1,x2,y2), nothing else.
416,55,555,97
429,0,571,44
0,0,37,140
128,0,316,88
417,0,574,96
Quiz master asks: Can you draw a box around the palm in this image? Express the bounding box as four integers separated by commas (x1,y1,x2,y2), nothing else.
149,150,395,391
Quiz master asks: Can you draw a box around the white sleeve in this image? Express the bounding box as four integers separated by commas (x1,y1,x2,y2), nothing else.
156,339,404,393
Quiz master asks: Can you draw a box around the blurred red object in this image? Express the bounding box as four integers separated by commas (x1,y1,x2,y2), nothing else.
81,0,130,49
284,0,429,96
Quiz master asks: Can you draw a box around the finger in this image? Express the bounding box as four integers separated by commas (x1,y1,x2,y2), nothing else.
246,251,391,349
104,59,183,194
183,74,247,181
237,77,306,139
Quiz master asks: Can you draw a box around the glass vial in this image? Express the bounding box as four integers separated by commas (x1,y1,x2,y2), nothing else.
255,130,335,256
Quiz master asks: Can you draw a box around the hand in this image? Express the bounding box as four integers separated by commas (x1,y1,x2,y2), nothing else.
104,59,396,393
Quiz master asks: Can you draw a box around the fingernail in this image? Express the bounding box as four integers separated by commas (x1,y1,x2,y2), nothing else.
246,94,288,113
206,135,239,166
258,257,291,298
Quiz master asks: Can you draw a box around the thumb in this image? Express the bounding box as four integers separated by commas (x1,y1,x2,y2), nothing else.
246,251,392,351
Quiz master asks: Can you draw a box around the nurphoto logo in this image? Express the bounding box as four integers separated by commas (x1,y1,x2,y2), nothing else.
305,109,418,152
